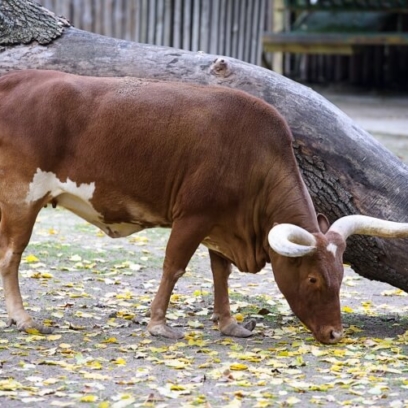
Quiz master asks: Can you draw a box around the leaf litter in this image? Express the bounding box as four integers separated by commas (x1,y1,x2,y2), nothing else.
0,208,408,407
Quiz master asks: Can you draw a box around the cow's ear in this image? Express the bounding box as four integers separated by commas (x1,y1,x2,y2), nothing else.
317,213,330,233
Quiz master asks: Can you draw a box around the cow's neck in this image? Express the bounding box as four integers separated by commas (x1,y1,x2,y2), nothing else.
266,178,320,234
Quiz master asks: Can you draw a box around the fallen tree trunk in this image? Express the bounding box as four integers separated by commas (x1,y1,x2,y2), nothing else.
1,1,408,290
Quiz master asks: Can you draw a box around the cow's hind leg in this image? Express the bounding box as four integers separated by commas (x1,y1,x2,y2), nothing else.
209,250,255,337
0,205,51,333
148,217,209,339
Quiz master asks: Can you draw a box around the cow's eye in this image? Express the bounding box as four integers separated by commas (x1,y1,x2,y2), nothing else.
308,277,317,284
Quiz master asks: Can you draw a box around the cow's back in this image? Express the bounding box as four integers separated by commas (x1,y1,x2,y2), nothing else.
0,70,296,237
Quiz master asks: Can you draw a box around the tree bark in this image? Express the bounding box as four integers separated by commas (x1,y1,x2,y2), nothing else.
0,0,68,46
1,0,408,290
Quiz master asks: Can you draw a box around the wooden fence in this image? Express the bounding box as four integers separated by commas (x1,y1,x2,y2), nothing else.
38,0,266,65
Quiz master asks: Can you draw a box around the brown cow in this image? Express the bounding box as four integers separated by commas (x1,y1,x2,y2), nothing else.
1,70,408,344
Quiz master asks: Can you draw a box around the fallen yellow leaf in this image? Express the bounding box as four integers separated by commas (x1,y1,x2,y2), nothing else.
25,328,41,335
234,313,244,323
82,372,110,381
102,337,118,344
59,343,72,349
112,358,126,366
47,335,62,341
164,359,188,369
170,384,186,391
230,363,248,371
80,395,98,402
25,254,39,263
342,306,354,313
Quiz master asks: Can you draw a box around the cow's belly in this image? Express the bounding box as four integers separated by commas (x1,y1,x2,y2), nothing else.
56,193,145,238
26,169,162,238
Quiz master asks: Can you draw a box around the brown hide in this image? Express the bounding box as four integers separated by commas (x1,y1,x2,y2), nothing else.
0,69,343,343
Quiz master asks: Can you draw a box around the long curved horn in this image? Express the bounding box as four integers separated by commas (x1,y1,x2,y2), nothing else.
268,224,317,257
329,215,408,241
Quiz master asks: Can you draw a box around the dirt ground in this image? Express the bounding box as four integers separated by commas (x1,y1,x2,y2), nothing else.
0,90,408,408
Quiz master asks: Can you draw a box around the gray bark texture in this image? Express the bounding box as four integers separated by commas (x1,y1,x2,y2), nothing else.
1,0,408,290
0,0,68,46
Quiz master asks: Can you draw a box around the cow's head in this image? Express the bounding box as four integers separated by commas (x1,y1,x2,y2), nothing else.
268,215,408,344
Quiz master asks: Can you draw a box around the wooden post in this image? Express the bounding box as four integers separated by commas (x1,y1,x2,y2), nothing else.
272,0,285,74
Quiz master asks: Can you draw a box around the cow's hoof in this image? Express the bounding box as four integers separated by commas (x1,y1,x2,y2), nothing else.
148,323,184,339
21,322,53,335
9,318,53,334
243,319,256,332
221,319,256,338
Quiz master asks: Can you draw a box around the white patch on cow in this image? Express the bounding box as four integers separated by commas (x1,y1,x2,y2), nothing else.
25,169,152,239
26,169,95,204
327,243,337,257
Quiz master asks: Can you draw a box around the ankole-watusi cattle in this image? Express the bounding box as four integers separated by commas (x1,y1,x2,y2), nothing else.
2,70,408,344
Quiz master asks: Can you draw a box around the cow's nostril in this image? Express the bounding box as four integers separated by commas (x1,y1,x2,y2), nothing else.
329,329,343,342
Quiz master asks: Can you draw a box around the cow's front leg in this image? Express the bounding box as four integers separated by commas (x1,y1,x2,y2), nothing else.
147,265,185,339
209,250,255,337
148,218,207,339
0,207,52,334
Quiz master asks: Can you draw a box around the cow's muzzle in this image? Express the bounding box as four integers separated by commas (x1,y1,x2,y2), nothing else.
315,326,343,344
